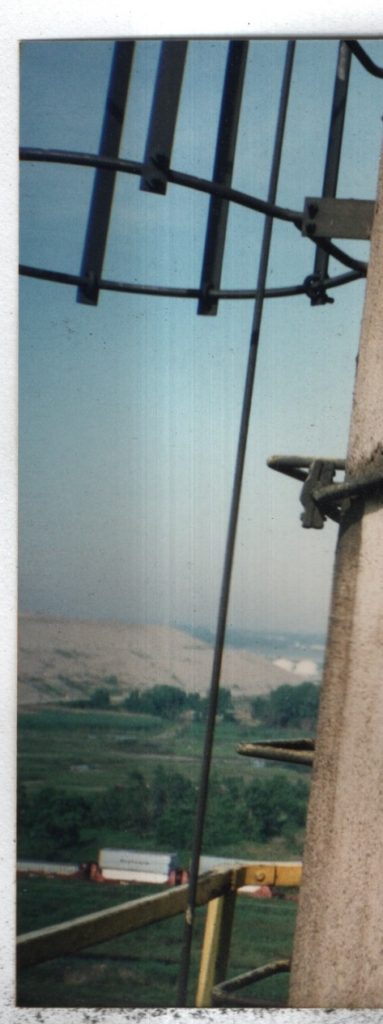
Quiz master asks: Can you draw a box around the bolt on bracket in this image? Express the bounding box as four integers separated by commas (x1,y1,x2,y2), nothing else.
302,197,374,239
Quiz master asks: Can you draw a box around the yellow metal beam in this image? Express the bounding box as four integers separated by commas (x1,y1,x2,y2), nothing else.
195,890,236,1007
17,865,234,969
239,861,302,888
17,861,302,970
195,861,301,1007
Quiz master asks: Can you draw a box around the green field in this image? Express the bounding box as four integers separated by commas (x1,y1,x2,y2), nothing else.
17,700,310,1006
18,705,289,790
17,875,297,1007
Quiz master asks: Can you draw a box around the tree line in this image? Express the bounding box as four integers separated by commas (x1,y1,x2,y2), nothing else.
67,683,234,720
123,684,234,720
18,763,309,861
67,679,320,730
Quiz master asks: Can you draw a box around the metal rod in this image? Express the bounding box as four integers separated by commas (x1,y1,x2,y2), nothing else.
214,958,291,997
77,42,135,305
313,236,366,273
176,40,296,1008
19,147,302,225
345,39,383,78
237,742,314,766
140,41,188,194
311,41,352,300
20,147,368,276
313,470,383,504
198,40,248,315
267,454,346,471
19,263,363,299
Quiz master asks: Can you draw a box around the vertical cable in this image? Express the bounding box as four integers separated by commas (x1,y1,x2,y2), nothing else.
176,39,296,1007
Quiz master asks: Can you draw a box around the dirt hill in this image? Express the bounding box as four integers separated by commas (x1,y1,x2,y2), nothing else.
18,613,299,704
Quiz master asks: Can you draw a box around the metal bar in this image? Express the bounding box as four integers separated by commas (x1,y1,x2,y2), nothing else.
311,41,352,301
19,147,302,225
313,236,367,273
198,41,248,315
17,865,234,969
241,862,302,887
176,41,296,1008
313,470,383,505
17,861,299,970
77,42,134,305
216,958,291,994
19,263,363,299
140,41,188,193
268,455,346,472
22,147,367,276
345,39,383,78
195,890,237,1007
213,958,290,1004
237,741,314,766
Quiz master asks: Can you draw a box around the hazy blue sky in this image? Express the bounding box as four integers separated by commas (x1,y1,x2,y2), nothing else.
19,38,383,634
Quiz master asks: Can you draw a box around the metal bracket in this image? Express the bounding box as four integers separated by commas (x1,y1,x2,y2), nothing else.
302,197,374,239
268,455,383,529
300,459,338,528
267,456,345,528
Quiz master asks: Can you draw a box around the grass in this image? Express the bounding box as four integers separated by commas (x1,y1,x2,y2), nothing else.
18,705,311,792
17,876,297,1007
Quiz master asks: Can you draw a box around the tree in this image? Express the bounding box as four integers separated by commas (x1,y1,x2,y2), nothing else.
124,684,188,719
152,768,197,846
204,776,247,847
93,773,150,834
26,787,92,856
193,687,234,721
245,773,309,841
251,681,320,729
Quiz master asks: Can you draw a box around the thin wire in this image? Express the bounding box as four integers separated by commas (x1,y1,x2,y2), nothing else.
176,39,296,1007
19,264,364,300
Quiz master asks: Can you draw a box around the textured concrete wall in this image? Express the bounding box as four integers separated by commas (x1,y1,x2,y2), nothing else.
289,148,383,1008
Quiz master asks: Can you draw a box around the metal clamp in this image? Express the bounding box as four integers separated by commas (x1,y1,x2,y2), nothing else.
302,197,374,240
303,274,334,305
268,455,383,529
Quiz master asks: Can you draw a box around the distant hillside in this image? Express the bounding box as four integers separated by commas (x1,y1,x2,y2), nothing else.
18,614,301,705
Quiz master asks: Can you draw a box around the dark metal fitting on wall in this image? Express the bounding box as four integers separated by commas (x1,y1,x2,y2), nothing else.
268,454,383,529
267,455,345,528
